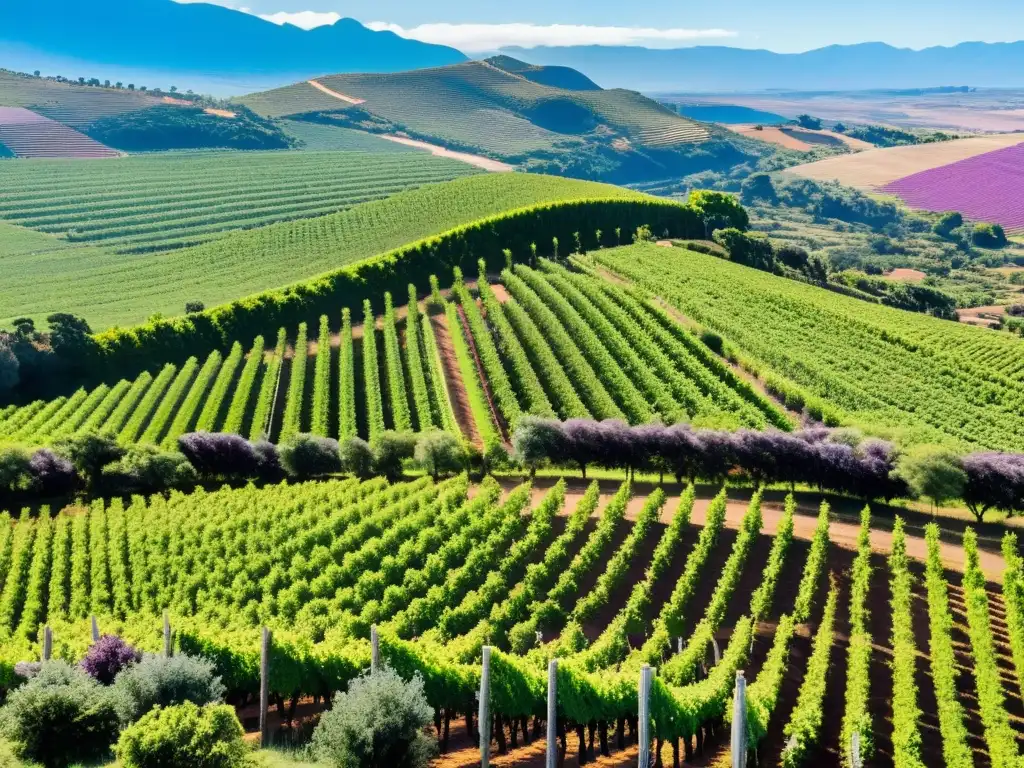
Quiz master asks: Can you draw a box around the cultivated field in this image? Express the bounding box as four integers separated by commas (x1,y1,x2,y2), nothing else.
594,242,1024,451
883,143,1024,234
0,106,120,158
0,149,480,253
0,70,159,126
0,174,647,329
237,61,708,159
722,124,870,152
783,133,1024,189
0,473,1020,768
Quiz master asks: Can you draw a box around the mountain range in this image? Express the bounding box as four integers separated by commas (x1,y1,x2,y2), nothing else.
1,0,466,94
505,42,1024,92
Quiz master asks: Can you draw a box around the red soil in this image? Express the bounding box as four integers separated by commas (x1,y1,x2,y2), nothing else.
432,313,483,448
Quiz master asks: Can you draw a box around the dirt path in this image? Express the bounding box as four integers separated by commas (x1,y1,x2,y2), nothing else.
306,79,365,105
455,303,511,445
378,135,516,172
431,313,482,448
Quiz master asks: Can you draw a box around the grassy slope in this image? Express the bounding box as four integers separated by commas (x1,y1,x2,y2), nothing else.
595,242,1024,451
0,70,159,126
1,174,646,330
279,119,421,152
236,61,707,159
0,149,479,253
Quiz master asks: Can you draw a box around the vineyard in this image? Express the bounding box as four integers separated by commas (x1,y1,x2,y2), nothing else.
0,259,782,449
0,472,1020,768
592,242,1024,452
1,173,647,330
0,149,480,254
0,70,159,126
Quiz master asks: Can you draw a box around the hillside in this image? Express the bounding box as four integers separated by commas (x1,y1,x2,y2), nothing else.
485,55,602,90
236,60,726,183
1,0,466,94
0,174,650,330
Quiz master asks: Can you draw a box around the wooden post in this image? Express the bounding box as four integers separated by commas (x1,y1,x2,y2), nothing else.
638,664,653,767
479,646,492,768
371,625,380,674
42,626,52,661
163,610,172,657
849,732,862,768
731,671,747,768
677,636,683,655
259,627,272,748
90,615,99,642
546,659,557,768
710,636,721,665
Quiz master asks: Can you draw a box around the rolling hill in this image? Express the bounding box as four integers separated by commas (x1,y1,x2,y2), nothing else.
235,59,738,183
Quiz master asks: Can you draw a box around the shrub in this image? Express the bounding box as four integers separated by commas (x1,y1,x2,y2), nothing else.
279,433,341,479
414,431,466,479
185,301,206,314
699,330,725,355
0,661,120,768
112,653,225,725
896,445,967,511
251,439,283,480
512,416,568,475
933,211,964,239
82,635,142,685
115,702,252,768
972,222,1007,248
339,437,374,479
0,444,33,492
311,667,436,768
100,444,197,495
713,228,775,271
54,431,125,490
372,431,417,481
29,448,78,495
177,431,262,478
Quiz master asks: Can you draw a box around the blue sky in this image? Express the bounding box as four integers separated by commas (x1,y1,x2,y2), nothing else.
186,0,1024,52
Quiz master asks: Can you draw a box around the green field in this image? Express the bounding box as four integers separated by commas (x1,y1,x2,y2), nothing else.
236,60,708,160
0,173,647,330
0,149,480,254
594,242,1024,451
279,119,423,152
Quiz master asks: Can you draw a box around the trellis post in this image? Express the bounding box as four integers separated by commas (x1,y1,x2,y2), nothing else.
42,626,52,661
259,627,272,747
638,663,653,767
849,732,862,768
711,636,721,664
370,625,380,674
479,646,492,768
731,671,747,768
546,659,557,768
163,610,172,657
90,615,99,642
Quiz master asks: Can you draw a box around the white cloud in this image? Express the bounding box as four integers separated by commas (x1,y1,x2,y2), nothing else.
258,10,343,29
364,22,737,51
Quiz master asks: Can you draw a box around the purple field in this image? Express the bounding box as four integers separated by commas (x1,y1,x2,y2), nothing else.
883,142,1024,233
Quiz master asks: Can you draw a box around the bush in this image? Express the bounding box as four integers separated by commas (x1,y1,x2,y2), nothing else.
82,635,142,685
311,667,436,768
115,702,252,768
414,431,466,479
279,433,341,479
28,448,78,495
0,444,33,492
177,431,268,479
339,437,374,479
699,330,725,355
55,431,125,490
896,445,967,510
972,222,1007,248
712,228,774,271
112,654,225,725
185,301,206,314
0,661,120,768
372,431,417,481
932,211,964,239
512,416,568,475
100,444,197,495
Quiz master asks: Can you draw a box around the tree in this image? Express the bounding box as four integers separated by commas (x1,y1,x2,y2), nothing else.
33,70,40,77
796,114,822,130
54,431,125,491
740,173,777,205
45,313,95,362
687,190,750,231
972,222,1007,249
0,341,19,394
712,228,775,271
372,431,416,481
834,122,847,132
414,431,466,479
932,211,964,239
185,301,205,314
339,437,374,479
895,446,967,513
512,417,568,477
169,85,178,93
279,434,341,479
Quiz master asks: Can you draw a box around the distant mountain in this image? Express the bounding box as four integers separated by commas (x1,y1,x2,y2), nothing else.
503,41,1024,92
0,0,467,95
485,55,601,91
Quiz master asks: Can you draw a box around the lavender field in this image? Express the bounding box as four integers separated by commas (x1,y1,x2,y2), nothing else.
883,142,1024,233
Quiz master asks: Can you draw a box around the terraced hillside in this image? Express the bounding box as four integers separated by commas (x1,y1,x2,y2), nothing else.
0,474,1016,768
0,106,120,158
0,149,480,254
0,70,159,126
0,173,653,329
236,60,709,164
593,242,1024,451
0,261,784,450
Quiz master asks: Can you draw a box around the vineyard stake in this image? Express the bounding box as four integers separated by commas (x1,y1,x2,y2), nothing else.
850,731,862,768
546,659,557,768
42,625,52,661
370,625,380,674
163,610,172,657
638,663,653,767
90,615,99,642
731,671,747,768
711,636,721,664
479,646,492,768
260,627,272,747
